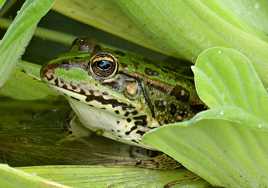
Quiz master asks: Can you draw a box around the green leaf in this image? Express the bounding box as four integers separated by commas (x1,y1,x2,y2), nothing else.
0,61,58,100
142,48,268,187
216,0,268,36
54,0,268,85
114,0,268,85
52,0,159,53
0,18,75,46
193,47,268,122
0,0,54,88
0,164,69,188
21,165,212,188
143,112,268,187
0,0,6,10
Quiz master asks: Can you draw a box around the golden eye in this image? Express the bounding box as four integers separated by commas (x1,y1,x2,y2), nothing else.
89,52,118,79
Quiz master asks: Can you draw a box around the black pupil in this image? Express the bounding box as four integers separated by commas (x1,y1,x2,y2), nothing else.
96,60,112,71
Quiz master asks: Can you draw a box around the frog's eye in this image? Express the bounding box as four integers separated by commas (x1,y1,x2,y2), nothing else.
71,37,97,53
89,52,118,79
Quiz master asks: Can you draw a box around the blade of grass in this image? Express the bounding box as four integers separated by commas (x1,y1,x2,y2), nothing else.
0,18,75,46
0,0,6,10
0,164,70,188
0,0,54,88
0,61,58,100
21,165,212,188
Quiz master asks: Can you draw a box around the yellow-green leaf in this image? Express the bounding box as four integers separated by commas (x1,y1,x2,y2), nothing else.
0,0,54,87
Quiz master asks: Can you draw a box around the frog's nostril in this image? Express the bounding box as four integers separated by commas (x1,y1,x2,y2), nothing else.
70,37,97,53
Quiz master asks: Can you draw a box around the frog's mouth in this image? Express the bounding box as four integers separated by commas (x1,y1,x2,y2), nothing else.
42,67,136,110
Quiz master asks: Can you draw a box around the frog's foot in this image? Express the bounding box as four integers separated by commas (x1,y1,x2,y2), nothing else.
58,113,92,144
129,147,180,169
135,154,181,169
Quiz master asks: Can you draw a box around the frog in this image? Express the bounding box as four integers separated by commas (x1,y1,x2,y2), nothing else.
40,37,205,152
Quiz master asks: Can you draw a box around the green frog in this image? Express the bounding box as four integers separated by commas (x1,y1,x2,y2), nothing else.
40,38,205,150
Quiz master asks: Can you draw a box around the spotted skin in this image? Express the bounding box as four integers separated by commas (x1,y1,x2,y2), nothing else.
40,38,206,149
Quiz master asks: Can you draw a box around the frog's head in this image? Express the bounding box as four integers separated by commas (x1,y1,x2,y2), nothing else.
40,40,158,146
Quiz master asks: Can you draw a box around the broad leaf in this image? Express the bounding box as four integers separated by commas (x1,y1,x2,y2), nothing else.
115,0,268,85
143,112,268,187
54,0,268,85
52,0,158,54
143,48,268,187
193,47,268,122
217,0,268,36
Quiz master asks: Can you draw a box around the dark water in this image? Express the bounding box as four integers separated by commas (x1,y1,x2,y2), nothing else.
0,97,154,167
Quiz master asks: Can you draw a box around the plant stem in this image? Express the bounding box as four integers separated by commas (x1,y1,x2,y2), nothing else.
0,18,75,46
0,0,15,16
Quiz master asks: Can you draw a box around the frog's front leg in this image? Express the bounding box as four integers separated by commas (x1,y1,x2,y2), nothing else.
59,113,92,143
69,114,93,138
135,153,181,169
129,146,181,169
